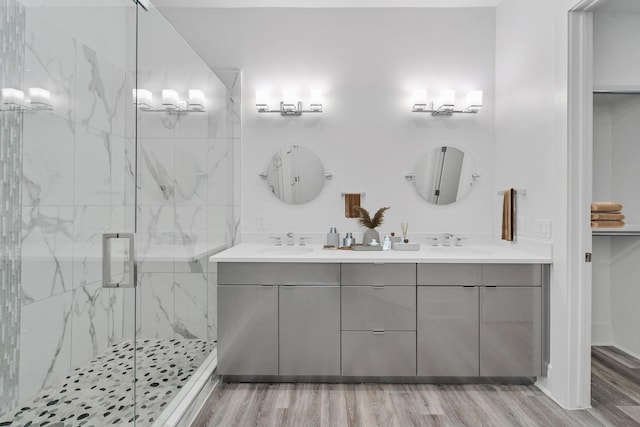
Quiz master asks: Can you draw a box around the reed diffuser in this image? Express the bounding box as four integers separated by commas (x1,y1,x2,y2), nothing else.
400,222,409,243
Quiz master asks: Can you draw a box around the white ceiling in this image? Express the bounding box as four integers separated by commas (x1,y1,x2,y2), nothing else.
153,0,501,8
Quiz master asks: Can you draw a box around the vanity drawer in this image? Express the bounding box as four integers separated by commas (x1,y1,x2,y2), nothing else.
483,264,542,287
341,263,416,286
417,264,481,286
341,331,416,377
342,286,416,331
218,262,340,286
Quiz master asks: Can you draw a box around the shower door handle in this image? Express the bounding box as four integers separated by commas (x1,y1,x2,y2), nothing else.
102,233,137,288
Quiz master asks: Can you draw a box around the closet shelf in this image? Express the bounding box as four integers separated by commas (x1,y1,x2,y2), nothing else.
592,225,640,236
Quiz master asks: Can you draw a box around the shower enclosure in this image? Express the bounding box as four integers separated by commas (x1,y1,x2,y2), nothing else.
0,0,239,425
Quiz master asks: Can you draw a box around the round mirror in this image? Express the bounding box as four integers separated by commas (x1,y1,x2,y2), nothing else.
264,146,325,204
413,146,478,205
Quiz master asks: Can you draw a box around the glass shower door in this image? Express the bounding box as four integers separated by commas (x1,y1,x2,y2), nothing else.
0,0,140,425
132,1,238,425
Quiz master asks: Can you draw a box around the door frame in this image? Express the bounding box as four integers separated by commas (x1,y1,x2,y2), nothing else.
567,0,607,408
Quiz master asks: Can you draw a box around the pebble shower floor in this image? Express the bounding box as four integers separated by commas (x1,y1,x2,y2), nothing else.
0,339,213,426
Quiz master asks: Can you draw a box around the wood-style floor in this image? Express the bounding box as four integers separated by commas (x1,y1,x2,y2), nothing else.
194,346,640,426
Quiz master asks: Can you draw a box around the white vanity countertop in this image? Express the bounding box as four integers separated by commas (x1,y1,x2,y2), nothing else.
210,243,552,264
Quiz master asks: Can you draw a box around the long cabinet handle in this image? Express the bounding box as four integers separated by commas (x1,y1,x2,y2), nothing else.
102,233,136,288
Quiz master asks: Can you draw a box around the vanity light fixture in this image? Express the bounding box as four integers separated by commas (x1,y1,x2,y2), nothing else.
412,89,483,116
132,88,206,113
1,87,52,112
256,88,324,116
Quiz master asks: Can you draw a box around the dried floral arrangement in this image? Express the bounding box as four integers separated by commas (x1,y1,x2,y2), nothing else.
354,206,390,229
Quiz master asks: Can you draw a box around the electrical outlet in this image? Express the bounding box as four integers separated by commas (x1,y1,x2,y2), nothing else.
256,215,266,231
535,219,552,239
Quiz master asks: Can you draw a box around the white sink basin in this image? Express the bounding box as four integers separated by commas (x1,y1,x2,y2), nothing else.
426,246,491,256
258,246,314,255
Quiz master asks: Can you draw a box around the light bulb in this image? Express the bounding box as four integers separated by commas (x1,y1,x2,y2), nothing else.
465,90,483,112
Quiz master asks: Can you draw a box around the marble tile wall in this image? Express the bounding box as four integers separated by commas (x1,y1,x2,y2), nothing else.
135,72,240,344
10,3,240,409
17,6,133,403
0,0,25,416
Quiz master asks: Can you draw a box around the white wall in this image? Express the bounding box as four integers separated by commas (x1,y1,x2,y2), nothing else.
591,9,640,357
160,7,496,241
593,11,640,88
496,0,589,410
161,1,590,409
591,93,640,356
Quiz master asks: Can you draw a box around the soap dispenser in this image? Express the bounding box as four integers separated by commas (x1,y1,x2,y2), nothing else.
327,227,340,248
383,235,392,251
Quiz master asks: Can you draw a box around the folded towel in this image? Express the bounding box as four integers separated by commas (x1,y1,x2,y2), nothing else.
591,212,625,221
344,193,361,218
501,188,514,241
591,202,623,212
591,220,625,229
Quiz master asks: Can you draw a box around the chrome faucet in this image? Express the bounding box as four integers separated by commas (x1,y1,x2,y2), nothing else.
269,236,282,246
442,233,454,246
455,237,467,247
299,236,311,246
285,232,295,246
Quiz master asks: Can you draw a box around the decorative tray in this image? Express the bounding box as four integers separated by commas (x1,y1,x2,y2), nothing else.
392,242,420,251
351,244,383,251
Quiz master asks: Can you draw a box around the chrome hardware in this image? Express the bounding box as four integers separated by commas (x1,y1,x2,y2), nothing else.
426,236,439,246
102,233,136,288
455,237,468,247
286,232,295,246
269,236,282,246
299,236,311,246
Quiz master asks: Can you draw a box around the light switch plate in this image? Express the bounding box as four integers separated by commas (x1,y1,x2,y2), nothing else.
536,219,552,239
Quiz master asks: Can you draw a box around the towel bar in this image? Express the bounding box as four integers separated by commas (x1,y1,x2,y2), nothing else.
341,192,366,197
497,189,527,196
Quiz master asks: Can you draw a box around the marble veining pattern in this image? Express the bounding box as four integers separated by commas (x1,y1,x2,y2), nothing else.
0,0,25,415
1,339,213,426
9,4,239,415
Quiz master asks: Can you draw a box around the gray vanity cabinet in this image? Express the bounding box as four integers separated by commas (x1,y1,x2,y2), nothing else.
417,286,479,376
417,264,481,376
218,262,340,377
479,264,543,377
279,285,340,375
480,286,542,376
417,263,545,378
218,285,278,375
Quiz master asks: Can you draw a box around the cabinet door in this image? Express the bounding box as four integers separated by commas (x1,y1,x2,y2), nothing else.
218,285,278,375
480,286,542,376
279,286,341,375
417,286,479,376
